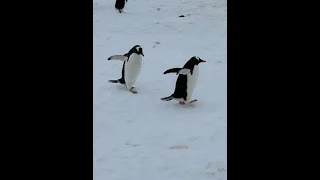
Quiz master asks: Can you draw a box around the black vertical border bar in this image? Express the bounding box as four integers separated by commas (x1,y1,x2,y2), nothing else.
35,1,94,179
4,0,94,179
227,0,270,179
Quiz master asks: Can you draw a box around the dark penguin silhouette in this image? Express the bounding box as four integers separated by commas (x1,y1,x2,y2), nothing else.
161,56,206,104
107,45,144,94
115,0,128,13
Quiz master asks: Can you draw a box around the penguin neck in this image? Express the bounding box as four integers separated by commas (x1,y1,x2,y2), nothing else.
183,61,199,75
183,64,196,75
127,53,142,62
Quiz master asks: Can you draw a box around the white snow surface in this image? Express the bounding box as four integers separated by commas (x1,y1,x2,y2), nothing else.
94,0,227,180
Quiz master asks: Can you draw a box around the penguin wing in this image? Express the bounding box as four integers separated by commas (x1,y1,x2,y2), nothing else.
107,55,128,61
163,68,191,75
163,68,183,74
177,68,191,75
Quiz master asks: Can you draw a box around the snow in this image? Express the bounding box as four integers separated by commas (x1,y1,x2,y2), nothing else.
93,0,227,180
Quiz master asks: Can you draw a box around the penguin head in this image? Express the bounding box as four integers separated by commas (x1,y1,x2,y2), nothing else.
134,45,144,56
191,56,206,65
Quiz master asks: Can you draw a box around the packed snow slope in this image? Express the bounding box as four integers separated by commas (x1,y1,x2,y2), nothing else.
94,0,227,180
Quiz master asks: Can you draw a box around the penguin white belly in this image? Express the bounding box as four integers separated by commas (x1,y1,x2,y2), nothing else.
186,65,199,102
124,54,142,89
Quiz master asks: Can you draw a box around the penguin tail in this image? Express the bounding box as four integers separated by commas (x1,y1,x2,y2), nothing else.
118,78,126,84
108,78,126,84
161,96,174,101
108,79,119,83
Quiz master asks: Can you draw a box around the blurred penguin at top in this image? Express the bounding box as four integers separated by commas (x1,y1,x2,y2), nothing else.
115,0,127,13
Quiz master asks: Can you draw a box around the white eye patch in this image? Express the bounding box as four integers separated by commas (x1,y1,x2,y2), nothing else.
136,46,141,52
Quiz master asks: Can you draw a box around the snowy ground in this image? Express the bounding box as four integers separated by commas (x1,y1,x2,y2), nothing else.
93,0,227,180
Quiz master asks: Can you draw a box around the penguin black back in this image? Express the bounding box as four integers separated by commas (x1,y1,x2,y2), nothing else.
172,75,188,100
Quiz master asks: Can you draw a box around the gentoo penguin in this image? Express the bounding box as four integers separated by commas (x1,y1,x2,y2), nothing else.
115,0,128,13
161,56,206,104
107,45,144,94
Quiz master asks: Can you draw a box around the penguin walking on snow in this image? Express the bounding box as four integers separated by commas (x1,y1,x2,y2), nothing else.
161,56,206,104
108,45,144,94
115,0,127,13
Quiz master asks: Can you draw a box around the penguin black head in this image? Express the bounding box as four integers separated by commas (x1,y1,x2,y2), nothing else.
133,45,144,56
182,56,206,70
190,56,206,65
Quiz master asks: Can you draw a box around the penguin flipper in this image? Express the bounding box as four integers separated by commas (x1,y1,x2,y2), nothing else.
163,68,182,74
163,68,191,75
177,68,191,75
107,55,128,61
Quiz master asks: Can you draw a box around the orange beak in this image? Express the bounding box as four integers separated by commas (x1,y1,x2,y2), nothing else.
201,60,206,62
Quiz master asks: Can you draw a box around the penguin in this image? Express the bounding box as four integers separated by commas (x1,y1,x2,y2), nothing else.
107,45,144,94
115,0,128,13
161,56,206,105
